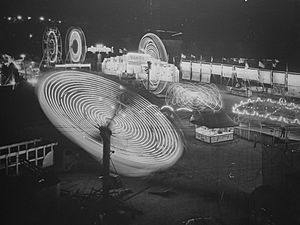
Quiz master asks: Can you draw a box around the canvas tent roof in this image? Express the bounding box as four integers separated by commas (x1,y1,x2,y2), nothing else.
191,111,238,129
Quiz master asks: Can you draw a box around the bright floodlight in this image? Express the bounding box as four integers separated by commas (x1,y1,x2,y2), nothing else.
37,70,184,176
17,15,22,20
39,16,45,21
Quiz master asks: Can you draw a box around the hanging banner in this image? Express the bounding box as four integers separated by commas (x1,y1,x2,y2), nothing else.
245,68,259,81
181,60,191,80
273,71,285,84
201,73,211,83
259,70,271,84
288,73,300,86
288,85,300,98
202,63,211,75
191,62,201,81
223,65,233,78
236,67,245,79
211,64,222,75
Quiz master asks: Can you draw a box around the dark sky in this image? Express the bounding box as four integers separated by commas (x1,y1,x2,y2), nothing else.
1,0,299,63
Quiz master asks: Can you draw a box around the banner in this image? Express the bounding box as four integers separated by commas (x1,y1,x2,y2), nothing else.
236,67,245,79
222,65,233,78
259,70,271,84
201,73,211,83
245,68,259,81
288,73,300,86
273,71,285,84
181,61,191,80
191,62,201,81
288,85,300,98
202,63,211,75
211,64,222,75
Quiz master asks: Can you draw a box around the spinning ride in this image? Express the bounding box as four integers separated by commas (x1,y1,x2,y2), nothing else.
165,83,223,112
37,70,184,176
65,27,87,63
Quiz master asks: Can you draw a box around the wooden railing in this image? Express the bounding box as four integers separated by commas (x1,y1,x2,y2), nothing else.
0,139,58,176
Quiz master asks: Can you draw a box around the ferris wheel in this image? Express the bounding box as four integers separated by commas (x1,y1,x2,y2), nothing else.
65,27,87,63
138,33,169,62
41,27,63,66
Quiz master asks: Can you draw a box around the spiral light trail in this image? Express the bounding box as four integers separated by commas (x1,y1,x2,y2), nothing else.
138,33,168,62
165,83,223,112
65,27,87,63
38,70,184,176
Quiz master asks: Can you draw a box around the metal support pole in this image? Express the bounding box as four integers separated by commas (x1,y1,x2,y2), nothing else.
100,126,112,209
147,61,151,90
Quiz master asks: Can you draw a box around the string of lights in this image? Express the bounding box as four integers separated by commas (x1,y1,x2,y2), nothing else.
232,97,300,125
165,83,223,112
37,70,184,177
3,15,62,23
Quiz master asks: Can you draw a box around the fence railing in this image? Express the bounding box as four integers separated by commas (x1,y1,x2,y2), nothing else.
0,139,58,176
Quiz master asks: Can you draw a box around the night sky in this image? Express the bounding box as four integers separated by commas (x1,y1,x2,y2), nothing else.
1,0,299,67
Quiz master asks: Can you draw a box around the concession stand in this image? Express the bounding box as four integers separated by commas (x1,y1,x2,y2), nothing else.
191,111,238,143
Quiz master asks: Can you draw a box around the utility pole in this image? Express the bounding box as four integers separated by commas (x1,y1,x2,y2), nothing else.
99,126,112,207
147,61,152,90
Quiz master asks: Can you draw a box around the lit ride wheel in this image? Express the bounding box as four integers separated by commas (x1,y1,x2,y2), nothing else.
42,27,62,65
65,27,87,63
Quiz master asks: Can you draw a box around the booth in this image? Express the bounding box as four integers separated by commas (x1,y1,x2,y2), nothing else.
191,111,238,143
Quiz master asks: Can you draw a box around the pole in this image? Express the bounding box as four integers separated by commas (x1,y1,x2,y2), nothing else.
147,61,151,90
100,126,112,208
97,52,102,72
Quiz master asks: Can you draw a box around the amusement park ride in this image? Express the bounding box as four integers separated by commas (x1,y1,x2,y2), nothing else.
2,23,300,225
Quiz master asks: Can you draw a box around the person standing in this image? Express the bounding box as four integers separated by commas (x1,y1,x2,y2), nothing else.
280,124,286,138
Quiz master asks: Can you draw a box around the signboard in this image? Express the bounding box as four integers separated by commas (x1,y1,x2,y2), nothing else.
211,64,222,75
195,132,211,143
273,71,285,84
210,133,233,143
223,65,233,78
288,73,300,86
181,61,191,80
245,68,259,81
202,63,211,75
126,53,150,65
259,70,271,84
288,85,300,98
201,73,211,83
236,67,245,79
191,62,201,81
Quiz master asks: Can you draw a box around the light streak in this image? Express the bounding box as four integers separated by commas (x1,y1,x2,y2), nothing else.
37,70,184,177
138,33,168,62
66,27,87,63
165,83,223,112
232,97,300,125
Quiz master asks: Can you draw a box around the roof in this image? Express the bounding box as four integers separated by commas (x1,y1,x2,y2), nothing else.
191,111,238,129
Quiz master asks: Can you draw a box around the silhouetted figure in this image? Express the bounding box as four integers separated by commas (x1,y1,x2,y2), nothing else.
280,125,286,138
